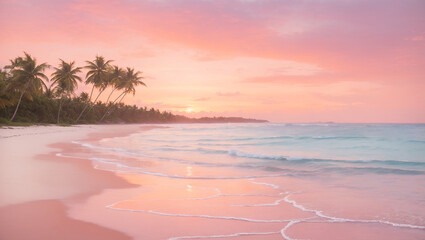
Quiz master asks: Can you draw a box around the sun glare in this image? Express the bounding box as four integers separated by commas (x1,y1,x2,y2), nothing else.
186,107,193,113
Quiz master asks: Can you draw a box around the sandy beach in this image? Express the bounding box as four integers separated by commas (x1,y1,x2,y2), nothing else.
1,124,424,240
0,125,144,240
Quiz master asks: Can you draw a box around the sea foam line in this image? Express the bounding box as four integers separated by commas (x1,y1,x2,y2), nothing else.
283,194,425,230
63,145,425,234
168,231,281,240
106,202,301,223
249,179,280,189
280,220,302,240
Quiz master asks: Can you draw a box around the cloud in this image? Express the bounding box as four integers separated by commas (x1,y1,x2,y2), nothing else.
2,0,424,81
243,72,355,84
1,0,424,122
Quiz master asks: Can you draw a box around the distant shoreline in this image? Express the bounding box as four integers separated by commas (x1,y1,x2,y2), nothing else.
0,116,268,127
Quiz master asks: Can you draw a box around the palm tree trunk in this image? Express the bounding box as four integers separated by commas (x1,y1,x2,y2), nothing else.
75,102,89,123
99,92,125,122
10,81,31,122
88,85,95,102
75,85,95,123
118,93,126,103
100,87,117,119
57,97,63,124
83,88,105,118
10,90,25,122
106,87,116,104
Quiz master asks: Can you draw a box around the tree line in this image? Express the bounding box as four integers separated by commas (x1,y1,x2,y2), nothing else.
0,52,179,124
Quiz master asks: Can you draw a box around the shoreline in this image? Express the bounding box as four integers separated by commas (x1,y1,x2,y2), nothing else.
1,124,424,239
0,124,155,240
0,119,268,128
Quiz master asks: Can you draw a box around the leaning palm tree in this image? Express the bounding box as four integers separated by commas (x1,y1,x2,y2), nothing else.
82,64,122,118
7,52,49,121
50,60,82,124
75,55,112,122
105,65,124,104
99,67,146,122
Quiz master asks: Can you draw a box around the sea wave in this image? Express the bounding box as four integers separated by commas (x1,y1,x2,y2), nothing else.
227,149,425,167
73,141,425,176
190,135,372,143
228,149,287,160
321,167,425,175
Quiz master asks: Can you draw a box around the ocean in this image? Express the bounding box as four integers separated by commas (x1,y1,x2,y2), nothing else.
65,123,425,239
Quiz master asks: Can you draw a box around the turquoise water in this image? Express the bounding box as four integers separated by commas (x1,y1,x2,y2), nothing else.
111,123,425,177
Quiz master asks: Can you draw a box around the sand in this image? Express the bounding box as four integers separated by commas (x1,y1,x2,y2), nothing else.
0,124,146,240
0,200,133,240
2,125,424,240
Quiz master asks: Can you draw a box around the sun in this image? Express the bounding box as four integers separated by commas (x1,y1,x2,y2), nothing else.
186,107,193,113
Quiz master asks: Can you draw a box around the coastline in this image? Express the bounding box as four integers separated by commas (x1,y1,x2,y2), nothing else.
1,124,424,240
0,124,152,239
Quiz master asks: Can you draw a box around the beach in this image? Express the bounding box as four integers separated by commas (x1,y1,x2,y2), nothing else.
0,123,424,240
1,0,424,238
0,125,141,239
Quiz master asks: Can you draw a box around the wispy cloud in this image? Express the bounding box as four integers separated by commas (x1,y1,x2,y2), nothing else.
1,0,424,122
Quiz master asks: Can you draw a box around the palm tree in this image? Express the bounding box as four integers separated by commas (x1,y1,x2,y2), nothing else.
44,86,56,100
2,59,22,109
0,67,12,109
4,57,23,70
99,67,146,122
51,60,82,124
98,66,125,120
75,55,112,122
78,92,89,102
105,65,124,104
83,64,122,118
7,52,49,121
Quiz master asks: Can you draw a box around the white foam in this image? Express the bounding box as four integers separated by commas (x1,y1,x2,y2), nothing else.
168,231,280,240
284,195,322,216
228,149,286,160
249,180,280,189
283,194,425,230
280,220,302,240
106,202,300,223
68,138,425,234
286,156,306,161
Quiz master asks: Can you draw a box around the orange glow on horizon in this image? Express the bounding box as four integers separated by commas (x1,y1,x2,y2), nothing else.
0,0,424,122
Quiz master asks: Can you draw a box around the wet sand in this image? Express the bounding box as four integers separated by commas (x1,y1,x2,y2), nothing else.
0,199,132,240
0,125,148,240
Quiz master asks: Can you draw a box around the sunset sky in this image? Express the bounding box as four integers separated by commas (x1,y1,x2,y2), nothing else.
1,0,424,123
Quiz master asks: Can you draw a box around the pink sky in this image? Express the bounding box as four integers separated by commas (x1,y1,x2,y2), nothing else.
0,0,424,122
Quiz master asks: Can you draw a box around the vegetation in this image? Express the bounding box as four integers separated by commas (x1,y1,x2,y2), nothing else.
4,53,49,122
1,52,267,126
50,59,82,124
